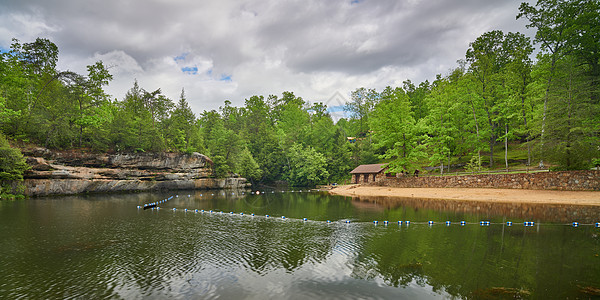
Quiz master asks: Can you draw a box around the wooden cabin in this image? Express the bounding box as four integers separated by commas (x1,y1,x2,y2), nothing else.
350,163,387,184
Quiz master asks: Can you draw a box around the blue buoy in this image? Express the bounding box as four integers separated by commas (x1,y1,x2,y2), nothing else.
303,218,308,221
327,220,331,223
460,221,466,226
137,206,141,208
185,208,188,212
506,221,513,226
201,209,205,212
398,221,402,225
188,195,191,197
446,221,451,226
240,213,244,216
266,215,270,218
596,222,600,228
230,212,234,214
373,221,379,224
480,221,490,226
524,221,535,227
281,216,286,219
251,213,255,216
572,222,579,227
428,221,434,225
406,221,410,225
195,209,198,213
384,221,389,225
173,208,177,211
345,220,351,224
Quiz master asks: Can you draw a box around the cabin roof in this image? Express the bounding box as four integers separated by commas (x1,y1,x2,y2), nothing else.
350,163,387,174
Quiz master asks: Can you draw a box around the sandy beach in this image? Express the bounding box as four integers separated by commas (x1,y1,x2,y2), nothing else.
329,185,600,206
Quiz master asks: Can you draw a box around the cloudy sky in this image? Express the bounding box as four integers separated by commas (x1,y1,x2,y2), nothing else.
0,0,534,115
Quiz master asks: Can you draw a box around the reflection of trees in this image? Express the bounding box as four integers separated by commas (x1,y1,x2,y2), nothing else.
349,224,600,298
353,196,600,223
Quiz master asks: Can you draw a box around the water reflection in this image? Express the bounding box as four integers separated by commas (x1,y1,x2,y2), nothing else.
0,191,598,299
350,195,600,223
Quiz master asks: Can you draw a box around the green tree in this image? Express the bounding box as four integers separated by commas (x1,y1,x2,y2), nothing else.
370,87,426,173
286,143,329,187
0,134,28,198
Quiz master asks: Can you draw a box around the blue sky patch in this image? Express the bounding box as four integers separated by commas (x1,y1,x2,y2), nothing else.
327,105,346,113
181,66,198,75
219,74,232,81
174,53,188,62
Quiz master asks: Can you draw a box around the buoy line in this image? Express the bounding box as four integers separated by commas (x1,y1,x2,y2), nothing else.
137,190,321,210
138,205,600,228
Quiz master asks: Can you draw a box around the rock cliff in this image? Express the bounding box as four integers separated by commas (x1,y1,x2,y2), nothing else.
20,148,249,196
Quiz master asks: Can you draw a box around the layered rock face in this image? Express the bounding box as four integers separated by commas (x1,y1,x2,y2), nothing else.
21,148,249,196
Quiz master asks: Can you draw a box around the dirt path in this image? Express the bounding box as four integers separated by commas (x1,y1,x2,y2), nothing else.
329,185,600,206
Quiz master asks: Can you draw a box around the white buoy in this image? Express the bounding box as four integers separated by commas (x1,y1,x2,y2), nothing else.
460,221,466,226
506,221,512,226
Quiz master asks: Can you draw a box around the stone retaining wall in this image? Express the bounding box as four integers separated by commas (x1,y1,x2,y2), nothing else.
372,170,600,191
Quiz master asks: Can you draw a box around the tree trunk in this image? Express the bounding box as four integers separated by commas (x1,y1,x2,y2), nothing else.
505,123,508,171
470,101,482,172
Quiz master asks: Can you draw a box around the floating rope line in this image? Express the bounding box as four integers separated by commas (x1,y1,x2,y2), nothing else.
140,206,600,228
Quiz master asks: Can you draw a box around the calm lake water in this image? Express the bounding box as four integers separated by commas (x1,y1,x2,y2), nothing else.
1,190,599,299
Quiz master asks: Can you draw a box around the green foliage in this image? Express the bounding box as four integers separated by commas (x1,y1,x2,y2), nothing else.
1,7,598,188
0,134,28,199
285,143,329,187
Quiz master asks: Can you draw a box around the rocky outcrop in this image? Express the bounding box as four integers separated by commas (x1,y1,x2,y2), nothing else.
20,148,249,196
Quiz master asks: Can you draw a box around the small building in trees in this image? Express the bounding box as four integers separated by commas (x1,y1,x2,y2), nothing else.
350,163,387,184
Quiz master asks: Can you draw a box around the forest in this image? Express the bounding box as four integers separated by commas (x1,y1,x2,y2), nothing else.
0,0,598,194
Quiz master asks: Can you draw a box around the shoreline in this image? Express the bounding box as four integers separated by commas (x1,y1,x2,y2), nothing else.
329,185,600,206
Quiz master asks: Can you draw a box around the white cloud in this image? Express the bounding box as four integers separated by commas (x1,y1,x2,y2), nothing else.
0,0,535,113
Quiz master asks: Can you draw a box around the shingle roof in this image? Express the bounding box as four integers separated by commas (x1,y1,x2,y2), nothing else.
350,163,387,174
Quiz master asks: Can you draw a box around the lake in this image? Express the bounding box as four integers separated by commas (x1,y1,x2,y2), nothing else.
1,190,599,299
